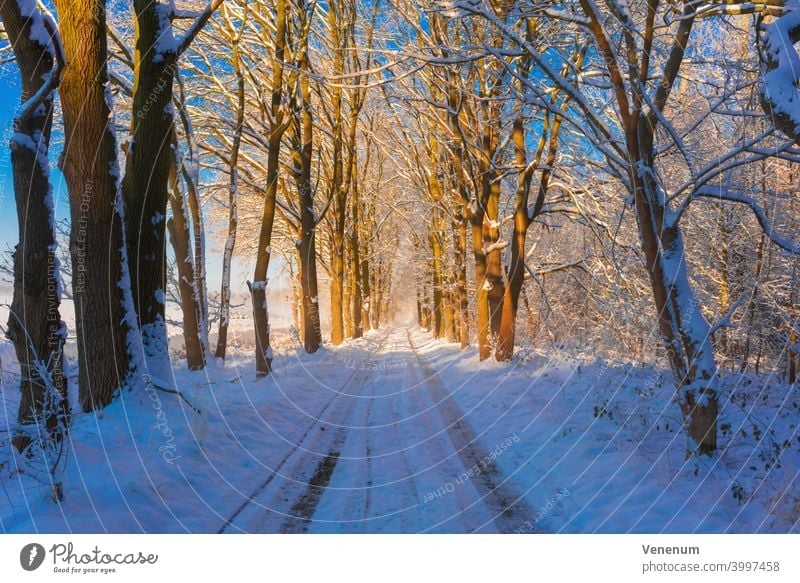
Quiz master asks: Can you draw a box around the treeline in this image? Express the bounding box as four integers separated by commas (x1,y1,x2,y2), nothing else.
0,0,397,457
385,0,800,457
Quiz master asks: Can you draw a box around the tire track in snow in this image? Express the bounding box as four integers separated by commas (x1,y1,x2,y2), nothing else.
217,330,391,533
403,357,498,532
331,332,423,532
306,330,420,533
406,330,541,533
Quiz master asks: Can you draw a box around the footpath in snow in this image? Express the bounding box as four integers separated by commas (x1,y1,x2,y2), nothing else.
0,327,797,533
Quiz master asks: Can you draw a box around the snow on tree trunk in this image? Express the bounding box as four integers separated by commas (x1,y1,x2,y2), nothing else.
167,140,205,370
55,0,142,410
634,135,718,456
121,0,178,382
760,1,800,144
2,0,68,451
215,12,246,361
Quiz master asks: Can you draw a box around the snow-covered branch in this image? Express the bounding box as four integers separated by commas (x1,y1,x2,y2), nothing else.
708,293,747,336
760,0,800,143
13,8,64,126
175,0,226,57
693,186,800,254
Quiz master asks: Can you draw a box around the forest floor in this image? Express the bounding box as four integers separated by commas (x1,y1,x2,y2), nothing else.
0,326,798,533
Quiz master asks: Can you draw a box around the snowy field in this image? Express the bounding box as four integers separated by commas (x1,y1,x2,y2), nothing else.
0,326,798,533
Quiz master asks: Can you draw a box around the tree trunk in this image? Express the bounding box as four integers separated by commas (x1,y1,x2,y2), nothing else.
350,191,363,339
445,69,471,350
444,279,458,343
416,286,423,326
343,239,353,338
327,3,347,345
741,177,767,373
2,2,68,451
55,0,139,410
497,107,557,361
251,0,289,376
122,0,179,380
288,256,303,336
484,182,504,341
167,144,205,370
453,210,470,349
431,217,446,339
344,102,363,340
215,20,246,360
330,233,345,344
372,260,383,329
471,211,491,359
496,207,527,362
184,143,208,356
360,242,372,332
172,77,209,360
717,209,730,357
632,124,718,455
296,49,322,353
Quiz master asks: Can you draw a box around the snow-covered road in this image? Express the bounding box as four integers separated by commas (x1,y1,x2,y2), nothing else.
2,325,796,533
221,328,538,533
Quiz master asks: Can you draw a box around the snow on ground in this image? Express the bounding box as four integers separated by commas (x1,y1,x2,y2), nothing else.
0,326,798,533
409,330,800,533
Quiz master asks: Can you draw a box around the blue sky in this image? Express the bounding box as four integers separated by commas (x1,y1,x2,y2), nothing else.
0,66,73,249
0,70,293,304
0,61,245,294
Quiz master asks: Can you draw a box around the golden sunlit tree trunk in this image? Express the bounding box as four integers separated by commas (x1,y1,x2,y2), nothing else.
216,4,247,360
251,0,291,376
496,33,578,361
55,0,140,410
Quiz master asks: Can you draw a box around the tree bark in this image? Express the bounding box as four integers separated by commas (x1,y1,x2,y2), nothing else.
471,211,490,359
175,74,209,358
166,143,204,370
497,102,559,361
430,212,446,339
295,43,322,353
326,2,346,345
484,182,504,341
121,0,179,379
360,226,372,332
2,1,68,451
632,125,718,455
215,13,246,360
55,0,139,410
330,231,346,344
350,181,363,339
343,240,353,338
252,0,289,376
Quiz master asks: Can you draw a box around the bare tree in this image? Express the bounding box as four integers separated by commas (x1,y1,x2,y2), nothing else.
121,0,222,379
215,2,247,360
1,0,68,450
250,0,292,376
54,0,141,410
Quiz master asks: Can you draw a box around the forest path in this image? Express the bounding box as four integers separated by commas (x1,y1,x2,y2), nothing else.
220,327,539,533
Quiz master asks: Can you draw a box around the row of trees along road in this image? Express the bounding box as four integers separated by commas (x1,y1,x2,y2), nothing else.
1,0,799,463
